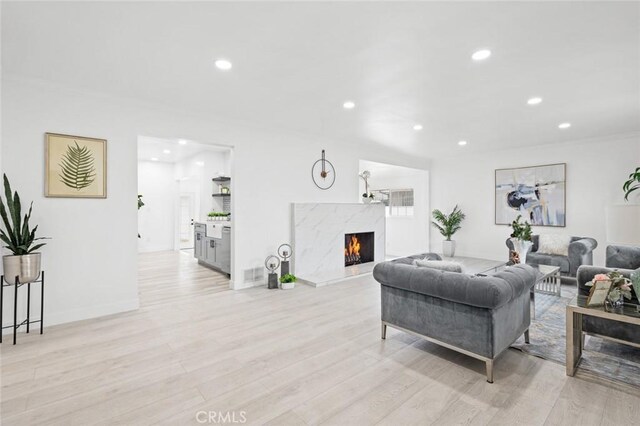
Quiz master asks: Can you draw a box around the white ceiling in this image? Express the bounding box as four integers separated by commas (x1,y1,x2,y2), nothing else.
138,136,229,163
3,2,639,158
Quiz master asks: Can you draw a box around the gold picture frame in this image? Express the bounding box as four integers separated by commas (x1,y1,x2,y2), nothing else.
586,280,612,307
45,133,107,198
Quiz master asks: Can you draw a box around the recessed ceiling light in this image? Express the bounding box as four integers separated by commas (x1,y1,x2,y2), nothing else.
471,49,491,61
343,101,355,109
163,149,171,154
214,59,232,70
195,161,205,167
558,122,571,129
178,139,187,145
151,157,159,161
527,97,543,105
458,140,467,146
413,124,423,131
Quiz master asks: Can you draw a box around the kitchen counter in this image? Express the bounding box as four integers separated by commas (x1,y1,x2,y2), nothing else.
194,222,231,275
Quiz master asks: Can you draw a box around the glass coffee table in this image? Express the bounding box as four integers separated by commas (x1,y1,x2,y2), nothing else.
566,296,640,376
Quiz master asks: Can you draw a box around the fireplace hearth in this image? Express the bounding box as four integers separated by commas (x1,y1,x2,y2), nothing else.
344,232,375,266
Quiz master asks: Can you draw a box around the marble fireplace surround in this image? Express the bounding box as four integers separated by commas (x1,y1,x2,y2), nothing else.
292,203,386,286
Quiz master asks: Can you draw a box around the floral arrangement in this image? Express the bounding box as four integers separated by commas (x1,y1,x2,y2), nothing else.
510,215,532,241
587,271,633,302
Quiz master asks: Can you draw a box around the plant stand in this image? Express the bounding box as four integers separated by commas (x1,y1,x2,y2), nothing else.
0,272,45,345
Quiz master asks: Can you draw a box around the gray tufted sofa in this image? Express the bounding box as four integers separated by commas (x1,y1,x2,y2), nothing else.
373,254,537,383
606,245,640,270
576,266,640,344
505,235,597,280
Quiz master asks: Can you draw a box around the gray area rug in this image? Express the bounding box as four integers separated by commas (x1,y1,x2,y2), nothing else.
510,285,640,388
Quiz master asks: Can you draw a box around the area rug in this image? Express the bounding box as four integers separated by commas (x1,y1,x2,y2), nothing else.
510,285,640,388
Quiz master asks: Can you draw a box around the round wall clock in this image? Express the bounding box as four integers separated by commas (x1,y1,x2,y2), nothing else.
311,149,336,190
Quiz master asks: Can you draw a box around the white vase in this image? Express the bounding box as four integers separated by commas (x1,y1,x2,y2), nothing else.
442,240,456,257
510,238,533,265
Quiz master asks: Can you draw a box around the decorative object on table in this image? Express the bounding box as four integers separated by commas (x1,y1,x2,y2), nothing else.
495,163,565,226
45,133,107,198
361,192,374,204
278,243,292,275
137,194,144,238
509,215,533,265
264,255,280,289
0,174,49,284
606,271,632,309
431,205,465,257
585,271,632,308
623,166,640,201
279,273,297,290
509,250,520,265
220,186,230,195
311,149,336,190
585,275,612,307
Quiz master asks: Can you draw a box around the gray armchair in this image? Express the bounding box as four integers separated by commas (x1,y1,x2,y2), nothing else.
606,245,640,269
373,256,537,383
576,266,639,344
506,235,597,279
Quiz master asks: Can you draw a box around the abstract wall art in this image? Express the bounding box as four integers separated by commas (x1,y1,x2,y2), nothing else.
495,163,566,227
45,133,107,198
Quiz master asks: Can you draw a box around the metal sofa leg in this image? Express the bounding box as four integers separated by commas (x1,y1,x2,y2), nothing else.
381,322,387,340
486,360,494,383
524,329,530,344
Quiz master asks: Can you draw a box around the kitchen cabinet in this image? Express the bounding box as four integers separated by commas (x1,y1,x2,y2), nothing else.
193,224,207,260
195,223,231,276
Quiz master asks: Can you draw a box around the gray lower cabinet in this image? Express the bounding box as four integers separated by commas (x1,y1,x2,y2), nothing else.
196,226,231,275
218,227,231,274
194,231,205,260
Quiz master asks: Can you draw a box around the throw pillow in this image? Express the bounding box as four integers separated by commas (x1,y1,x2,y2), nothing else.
537,234,572,256
414,259,463,273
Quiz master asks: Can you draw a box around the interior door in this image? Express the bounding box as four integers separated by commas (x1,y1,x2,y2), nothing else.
179,193,195,249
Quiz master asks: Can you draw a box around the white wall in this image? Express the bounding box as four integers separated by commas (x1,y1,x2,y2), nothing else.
430,134,640,266
1,76,430,327
137,161,177,252
174,150,229,222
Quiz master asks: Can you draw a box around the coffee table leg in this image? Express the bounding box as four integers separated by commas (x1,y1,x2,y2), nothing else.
566,307,582,376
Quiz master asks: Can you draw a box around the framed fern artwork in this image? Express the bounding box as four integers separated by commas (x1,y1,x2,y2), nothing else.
45,133,107,198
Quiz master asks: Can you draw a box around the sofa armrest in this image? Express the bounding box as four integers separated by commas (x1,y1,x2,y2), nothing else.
568,237,597,276
373,262,536,309
569,238,598,256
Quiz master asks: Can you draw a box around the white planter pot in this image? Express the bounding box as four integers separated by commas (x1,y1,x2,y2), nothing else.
442,240,456,257
510,238,533,265
362,197,372,204
280,282,295,290
3,253,41,284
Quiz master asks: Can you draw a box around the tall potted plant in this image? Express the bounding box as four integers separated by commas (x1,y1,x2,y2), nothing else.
510,215,533,265
0,175,48,283
431,205,465,257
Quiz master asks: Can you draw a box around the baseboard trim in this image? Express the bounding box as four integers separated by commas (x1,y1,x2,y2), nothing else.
1,298,141,333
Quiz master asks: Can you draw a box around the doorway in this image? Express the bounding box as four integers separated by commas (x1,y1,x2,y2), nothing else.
179,193,196,250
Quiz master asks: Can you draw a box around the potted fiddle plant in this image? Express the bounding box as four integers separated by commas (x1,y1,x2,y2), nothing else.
0,175,49,284
431,205,466,257
509,215,533,265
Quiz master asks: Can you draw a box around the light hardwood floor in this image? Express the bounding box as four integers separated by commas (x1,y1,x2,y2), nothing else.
1,251,639,425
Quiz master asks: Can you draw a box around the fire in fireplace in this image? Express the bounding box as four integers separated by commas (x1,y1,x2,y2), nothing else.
344,232,374,266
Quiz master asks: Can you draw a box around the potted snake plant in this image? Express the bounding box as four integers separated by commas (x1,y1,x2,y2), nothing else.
0,175,48,284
